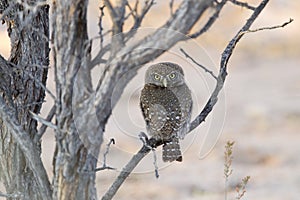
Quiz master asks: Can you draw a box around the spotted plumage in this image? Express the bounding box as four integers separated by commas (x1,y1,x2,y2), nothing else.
140,62,192,162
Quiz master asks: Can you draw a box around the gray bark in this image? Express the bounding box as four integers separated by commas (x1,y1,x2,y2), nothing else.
0,1,52,199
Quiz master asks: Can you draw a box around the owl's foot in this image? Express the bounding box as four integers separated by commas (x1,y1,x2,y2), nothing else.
139,132,150,146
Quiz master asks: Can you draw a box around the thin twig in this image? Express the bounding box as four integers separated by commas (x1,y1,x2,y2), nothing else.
21,67,56,100
229,0,256,10
0,191,22,198
139,132,159,178
103,138,115,167
98,5,106,49
124,0,138,20
152,148,159,178
90,43,111,68
180,48,217,80
29,110,57,130
103,0,126,54
95,166,116,171
95,138,116,172
103,0,118,21
35,104,56,142
124,0,155,43
239,18,294,35
169,0,174,16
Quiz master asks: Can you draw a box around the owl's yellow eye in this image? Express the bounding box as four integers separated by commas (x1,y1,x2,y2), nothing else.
154,74,160,80
169,73,176,79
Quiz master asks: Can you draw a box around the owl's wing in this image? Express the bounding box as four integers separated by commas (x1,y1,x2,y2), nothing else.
177,88,193,140
147,104,167,133
140,85,168,137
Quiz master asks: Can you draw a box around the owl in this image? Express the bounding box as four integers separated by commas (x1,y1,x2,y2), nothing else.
140,62,193,162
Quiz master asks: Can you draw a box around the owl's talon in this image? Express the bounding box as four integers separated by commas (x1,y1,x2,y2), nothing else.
139,132,151,148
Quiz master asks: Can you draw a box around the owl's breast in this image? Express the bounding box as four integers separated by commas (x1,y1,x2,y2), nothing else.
140,84,188,139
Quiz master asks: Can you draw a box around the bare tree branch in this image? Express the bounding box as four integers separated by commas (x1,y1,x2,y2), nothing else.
95,138,116,172
21,66,56,100
91,0,155,69
0,191,22,198
104,0,126,55
180,48,217,80
101,1,274,199
95,166,116,171
124,0,138,20
190,0,270,132
169,0,174,16
101,145,152,200
239,18,294,35
151,148,159,178
98,5,106,49
29,110,57,130
188,0,227,38
229,0,256,10
34,104,56,142
90,43,111,68
124,0,155,42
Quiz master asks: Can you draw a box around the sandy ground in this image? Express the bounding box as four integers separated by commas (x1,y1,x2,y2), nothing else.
1,0,300,199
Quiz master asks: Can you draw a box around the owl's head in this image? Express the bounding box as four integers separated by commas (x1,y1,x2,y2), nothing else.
145,62,185,88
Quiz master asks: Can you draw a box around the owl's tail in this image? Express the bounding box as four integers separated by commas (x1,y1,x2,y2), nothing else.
162,137,182,162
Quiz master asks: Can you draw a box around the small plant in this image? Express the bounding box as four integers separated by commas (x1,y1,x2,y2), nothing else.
224,141,250,200
236,176,251,200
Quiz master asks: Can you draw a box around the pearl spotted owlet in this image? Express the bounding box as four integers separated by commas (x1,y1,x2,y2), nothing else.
140,62,193,162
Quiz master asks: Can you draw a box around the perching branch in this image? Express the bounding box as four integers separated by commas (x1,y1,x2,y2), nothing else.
190,0,271,132
101,1,285,199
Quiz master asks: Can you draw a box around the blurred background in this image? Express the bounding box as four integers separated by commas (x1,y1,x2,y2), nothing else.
0,0,299,199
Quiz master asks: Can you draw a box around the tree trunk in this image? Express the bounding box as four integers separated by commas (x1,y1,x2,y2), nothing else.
51,0,99,199
0,1,51,199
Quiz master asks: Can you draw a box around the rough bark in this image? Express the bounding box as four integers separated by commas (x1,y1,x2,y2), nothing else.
0,1,52,199
51,0,98,199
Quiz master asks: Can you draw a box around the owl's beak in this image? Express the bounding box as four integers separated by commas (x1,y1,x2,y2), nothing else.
162,78,167,87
